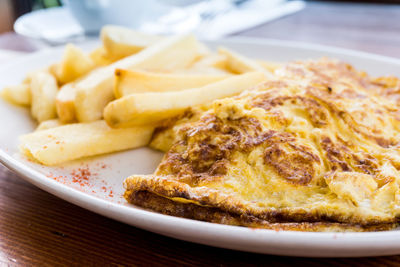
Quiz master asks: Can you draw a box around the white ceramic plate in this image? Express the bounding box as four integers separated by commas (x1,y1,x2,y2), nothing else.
1,38,400,257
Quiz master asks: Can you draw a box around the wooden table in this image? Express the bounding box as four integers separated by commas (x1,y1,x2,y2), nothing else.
1,1,400,265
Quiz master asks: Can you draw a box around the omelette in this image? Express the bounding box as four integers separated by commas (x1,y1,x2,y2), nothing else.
124,58,400,231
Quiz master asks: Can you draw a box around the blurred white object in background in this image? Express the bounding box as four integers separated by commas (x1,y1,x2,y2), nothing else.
66,0,167,34
14,0,305,45
14,7,84,45
141,0,305,39
162,0,204,6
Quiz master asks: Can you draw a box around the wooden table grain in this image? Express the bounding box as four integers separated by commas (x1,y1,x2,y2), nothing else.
1,1,400,266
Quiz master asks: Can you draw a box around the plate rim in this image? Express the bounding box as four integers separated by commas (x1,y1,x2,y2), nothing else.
3,148,400,258
2,37,400,257
216,35,400,63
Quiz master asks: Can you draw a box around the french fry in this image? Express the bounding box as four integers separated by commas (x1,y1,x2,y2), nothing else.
56,83,77,122
178,66,230,75
257,60,283,73
23,68,48,84
20,120,154,165
75,34,202,122
48,63,60,78
36,119,64,131
218,47,268,74
101,25,162,59
104,72,266,128
114,69,229,97
1,84,31,106
89,47,118,67
196,42,211,56
191,53,227,70
176,54,229,75
56,43,95,85
30,71,58,122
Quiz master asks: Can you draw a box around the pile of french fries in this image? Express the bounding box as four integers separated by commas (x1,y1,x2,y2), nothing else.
1,25,280,166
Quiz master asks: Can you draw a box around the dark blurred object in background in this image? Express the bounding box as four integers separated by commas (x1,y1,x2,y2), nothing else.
0,0,63,33
13,0,33,18
13,0,62,18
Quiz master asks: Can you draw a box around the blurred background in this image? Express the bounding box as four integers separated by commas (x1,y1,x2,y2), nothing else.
0,0,399,57
1,0,399,36
2,0,310,42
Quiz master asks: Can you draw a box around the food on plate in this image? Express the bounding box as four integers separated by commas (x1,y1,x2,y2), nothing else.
257,60,283,73
74,34,202,122
218,47,269,76
20,120,154,165
4,25,400,232
4,26,253,165
56,83,78,123
101,25,163,59
89,47,119,66
35,119,64,131
0,84,31,106
114,69,229,97
180,53,230,75
191,53,227,70
30,71,58,122
104,72,266,128
55,44,95,85
124,58,400,232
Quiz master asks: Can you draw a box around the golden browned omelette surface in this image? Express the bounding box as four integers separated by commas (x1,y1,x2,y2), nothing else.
125,58,400,231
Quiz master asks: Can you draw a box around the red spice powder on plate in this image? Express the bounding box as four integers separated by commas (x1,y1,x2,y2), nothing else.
46,162,116,198
70,165,97,187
